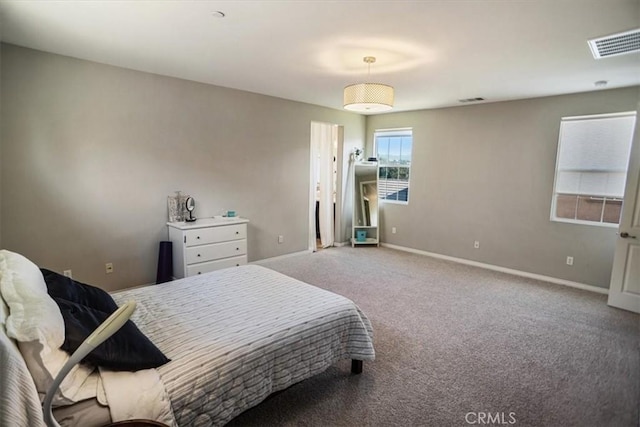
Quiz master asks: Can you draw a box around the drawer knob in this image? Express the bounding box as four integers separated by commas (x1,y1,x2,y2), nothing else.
197,272,201,275
236,264,240,266
235,231,239,235
197,236,200,240
197,254,201,257
236,247,239,251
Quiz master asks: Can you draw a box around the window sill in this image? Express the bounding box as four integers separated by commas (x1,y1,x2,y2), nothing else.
381,200,409,205
550,217,619,228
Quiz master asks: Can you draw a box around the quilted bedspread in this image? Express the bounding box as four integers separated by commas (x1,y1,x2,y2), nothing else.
111,264,375,426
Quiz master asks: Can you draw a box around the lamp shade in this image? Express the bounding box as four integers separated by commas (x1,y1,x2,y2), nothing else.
343,83,394,112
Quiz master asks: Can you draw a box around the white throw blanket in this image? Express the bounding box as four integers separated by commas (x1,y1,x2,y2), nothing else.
0,330,45,427
99,367,176,426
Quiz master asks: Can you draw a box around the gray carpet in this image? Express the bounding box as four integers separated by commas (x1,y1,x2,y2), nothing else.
226,246,639,427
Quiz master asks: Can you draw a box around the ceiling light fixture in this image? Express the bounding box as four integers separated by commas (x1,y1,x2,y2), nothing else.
343,56,394,113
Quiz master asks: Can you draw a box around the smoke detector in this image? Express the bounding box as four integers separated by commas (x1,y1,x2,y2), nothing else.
588,28,640,59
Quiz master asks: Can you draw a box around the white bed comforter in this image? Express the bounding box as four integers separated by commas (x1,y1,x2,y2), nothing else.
110,264,375,426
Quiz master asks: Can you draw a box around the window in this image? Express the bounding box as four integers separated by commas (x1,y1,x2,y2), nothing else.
551,112,636,226
375,128,413,203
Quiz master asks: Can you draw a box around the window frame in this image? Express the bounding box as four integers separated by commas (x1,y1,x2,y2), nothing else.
550,111,636,228
374,127,413,205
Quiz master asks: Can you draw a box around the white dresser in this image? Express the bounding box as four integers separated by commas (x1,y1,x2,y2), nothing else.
167,217,249,278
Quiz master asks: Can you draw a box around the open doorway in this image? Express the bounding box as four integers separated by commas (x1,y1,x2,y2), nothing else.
309,122,339,251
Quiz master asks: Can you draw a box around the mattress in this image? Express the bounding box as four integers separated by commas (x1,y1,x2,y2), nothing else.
111,264,375,426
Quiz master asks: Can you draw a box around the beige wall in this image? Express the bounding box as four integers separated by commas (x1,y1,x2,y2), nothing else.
0,44,365,291
2,43,637,291
367,87,640,288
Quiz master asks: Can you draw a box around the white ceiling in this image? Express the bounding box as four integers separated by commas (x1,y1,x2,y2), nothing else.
0,0,638,114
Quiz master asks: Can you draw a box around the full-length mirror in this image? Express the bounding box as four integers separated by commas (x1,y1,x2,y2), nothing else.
354,163,378,227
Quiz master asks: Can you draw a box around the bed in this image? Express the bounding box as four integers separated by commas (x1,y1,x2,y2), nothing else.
0,250,375,426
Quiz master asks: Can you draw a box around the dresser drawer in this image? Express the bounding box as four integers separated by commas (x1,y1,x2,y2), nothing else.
185,224,246,246
186,255,247,276
185,239,247,264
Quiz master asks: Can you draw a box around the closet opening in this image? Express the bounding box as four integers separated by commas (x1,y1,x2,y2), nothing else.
309,122,339,252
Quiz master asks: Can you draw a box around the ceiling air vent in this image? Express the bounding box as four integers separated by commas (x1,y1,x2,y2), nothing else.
588,28,640,59
459,97,485,103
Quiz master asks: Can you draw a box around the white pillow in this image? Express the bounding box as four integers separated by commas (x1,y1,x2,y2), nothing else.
0,250,64,344
0,249,94,405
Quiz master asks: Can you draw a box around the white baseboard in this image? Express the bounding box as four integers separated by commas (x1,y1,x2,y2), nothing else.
380,243,609,295
252,249,312,265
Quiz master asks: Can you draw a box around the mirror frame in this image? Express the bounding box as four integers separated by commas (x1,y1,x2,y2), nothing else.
185,197,196,222
185,197,195,212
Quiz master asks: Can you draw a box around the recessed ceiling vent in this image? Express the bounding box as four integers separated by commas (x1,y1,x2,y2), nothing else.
588,28,640,59
459,97,485,103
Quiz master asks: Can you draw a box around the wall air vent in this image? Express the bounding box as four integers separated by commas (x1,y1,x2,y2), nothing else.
458,97,485,103
588,28,640,59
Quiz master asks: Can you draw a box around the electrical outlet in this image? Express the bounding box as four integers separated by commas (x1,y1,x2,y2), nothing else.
566,256,574,266
278,235,284,244
392,227,397,234
474,241,480,249
106,263,114,274
63,270,72,278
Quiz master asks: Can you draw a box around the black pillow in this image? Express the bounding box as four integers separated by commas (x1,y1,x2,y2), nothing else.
53,297,170,371
41,268,118,313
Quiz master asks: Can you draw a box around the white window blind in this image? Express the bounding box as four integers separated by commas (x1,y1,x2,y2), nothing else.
552,111,636,225
556,114,635,197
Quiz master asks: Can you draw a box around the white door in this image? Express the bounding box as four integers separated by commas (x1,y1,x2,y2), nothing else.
608,115,640,313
